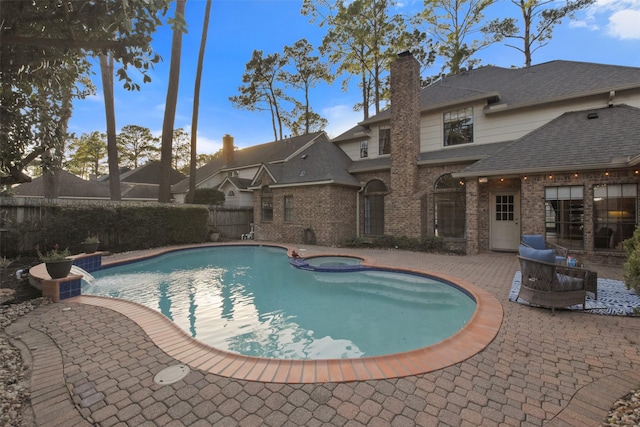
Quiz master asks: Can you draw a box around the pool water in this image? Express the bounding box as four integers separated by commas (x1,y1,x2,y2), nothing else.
84,246,476,360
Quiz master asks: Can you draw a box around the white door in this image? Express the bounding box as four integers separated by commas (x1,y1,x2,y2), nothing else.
490,191,520,251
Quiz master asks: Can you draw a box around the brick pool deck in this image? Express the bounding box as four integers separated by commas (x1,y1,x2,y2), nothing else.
7,243,640,426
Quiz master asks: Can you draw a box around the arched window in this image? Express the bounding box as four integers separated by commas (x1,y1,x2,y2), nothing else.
261,187,273,221
434,174,466,238
364,179,387,235
227,190,235,197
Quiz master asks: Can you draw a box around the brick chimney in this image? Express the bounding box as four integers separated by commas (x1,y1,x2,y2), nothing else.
387,51,422,238
222,134,234,166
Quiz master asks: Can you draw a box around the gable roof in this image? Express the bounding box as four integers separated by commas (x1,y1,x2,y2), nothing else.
172,131,328,193
10,170,163,200
219,176,253,191
334,60,640,138
119,160,185,185
455,105,640,178
251,138,361,188
11,170,109,198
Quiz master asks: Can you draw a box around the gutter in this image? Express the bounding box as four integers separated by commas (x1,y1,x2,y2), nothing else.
453,159,636,178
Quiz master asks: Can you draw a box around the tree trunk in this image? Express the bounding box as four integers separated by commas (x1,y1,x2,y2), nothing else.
159,0,187,203
43,91,73,199
100,52,121,200
187,0,212,204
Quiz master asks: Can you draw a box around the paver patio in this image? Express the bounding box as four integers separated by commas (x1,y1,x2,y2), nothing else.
6,244,640,426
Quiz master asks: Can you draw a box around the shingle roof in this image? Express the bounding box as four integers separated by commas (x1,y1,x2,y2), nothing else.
252,138,361,188
455,105,640,177
119,161,185,185
12,171,109,198
11,170,162,200
418,141,513,165
338,60,640,131
172,132,327,193
347,157,391,173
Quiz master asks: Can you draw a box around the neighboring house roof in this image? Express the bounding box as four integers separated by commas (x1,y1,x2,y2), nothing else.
251,138,361,188
10,161,185,200
119,160,185,185
172,131,328,193
455,105,640,178
219,176,253,191
334,60,640,134
11,170,162,200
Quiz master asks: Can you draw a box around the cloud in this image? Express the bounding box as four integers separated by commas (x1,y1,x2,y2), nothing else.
575,0,640,39
607,9,640,39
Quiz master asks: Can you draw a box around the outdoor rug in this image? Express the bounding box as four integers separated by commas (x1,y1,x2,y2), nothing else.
509,271,640,316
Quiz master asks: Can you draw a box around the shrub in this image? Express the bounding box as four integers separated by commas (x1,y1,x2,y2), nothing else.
623,226,640,292
340,234,450,254
190,188,225,205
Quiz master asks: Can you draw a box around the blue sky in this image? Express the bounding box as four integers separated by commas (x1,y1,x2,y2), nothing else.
67,0,640,154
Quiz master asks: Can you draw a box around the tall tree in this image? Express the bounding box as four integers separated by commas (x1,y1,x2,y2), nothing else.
282,39,332,135
482,0,596,67
117,125,160,169
187,0,212,204
172,128,191,173
100,52,121,200
66,132,108,178
0,0,169,186
159,0,187,203
229,50,290,141
414,0,497,76
303,0,430,120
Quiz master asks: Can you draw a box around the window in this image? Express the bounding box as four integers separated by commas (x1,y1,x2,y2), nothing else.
284,195,293,222
434,174,466,238
364,179,387,235
593,183,637,251
545,186,584,250
261,187,273,222
379,127,390,155
360,140,368,158
444,107,473,146
495,195,514,221
227,190,235,197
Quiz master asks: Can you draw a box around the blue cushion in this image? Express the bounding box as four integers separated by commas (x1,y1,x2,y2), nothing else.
519,245,556,264
521,235,547,250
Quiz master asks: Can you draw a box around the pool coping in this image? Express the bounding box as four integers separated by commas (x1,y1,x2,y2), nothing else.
44,242,503,383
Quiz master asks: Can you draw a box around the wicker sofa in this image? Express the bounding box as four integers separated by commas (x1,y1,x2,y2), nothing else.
517,246,588,314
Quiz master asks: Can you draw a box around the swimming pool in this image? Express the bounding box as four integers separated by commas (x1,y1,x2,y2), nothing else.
83,245,476,360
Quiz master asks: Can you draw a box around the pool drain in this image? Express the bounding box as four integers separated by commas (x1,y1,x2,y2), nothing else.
154,364,190,385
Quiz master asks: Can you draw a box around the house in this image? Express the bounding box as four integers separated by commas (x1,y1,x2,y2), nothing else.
245,54,639,262
171,132,330,205
12,160,185,201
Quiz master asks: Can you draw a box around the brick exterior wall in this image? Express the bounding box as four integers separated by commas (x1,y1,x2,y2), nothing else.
387,52,422,238
254,177,357,246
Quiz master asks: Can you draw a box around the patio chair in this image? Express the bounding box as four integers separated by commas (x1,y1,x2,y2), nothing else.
516,254,587,314
521,234,568,264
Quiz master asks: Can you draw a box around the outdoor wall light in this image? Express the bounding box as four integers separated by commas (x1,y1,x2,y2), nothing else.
478,177,488,183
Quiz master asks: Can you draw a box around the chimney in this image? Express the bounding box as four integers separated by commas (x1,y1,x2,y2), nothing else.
387,51,422,238
223,134,234,166
390,51,420,194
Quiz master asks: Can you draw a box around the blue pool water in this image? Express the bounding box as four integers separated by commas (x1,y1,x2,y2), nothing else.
84,246,476,360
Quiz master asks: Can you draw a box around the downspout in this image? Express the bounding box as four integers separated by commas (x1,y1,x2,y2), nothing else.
356,184,365,237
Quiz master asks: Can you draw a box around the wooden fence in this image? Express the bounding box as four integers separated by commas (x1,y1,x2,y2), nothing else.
208,206,254,239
